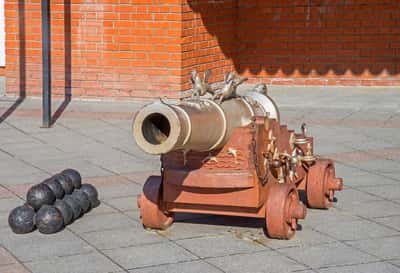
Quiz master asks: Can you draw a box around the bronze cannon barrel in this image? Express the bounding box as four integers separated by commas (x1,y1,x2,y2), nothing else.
132,92,280,155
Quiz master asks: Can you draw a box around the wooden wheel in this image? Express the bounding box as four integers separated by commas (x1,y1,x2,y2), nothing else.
137,176,173,229
265,183,306,239
306,159,343,209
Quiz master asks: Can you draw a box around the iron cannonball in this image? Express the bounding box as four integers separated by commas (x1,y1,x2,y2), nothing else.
61,169,82,189
26,184,56,210
42,178,65,199
54,199,73,225
35,205,64,234
80,184,100,209
53,174,74,195
8,204,36,234
71,190,90,213
63,195,82,220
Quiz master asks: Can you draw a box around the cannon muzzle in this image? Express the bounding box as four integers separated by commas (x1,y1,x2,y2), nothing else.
133,92,279,155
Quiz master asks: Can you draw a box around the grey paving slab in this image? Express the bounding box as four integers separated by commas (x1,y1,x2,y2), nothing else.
302,207,361,228
81,226,167,250
0,128,39,145
206,250,307,273
68,212,139,234
95,181,143,200
358,184,400,200
374,215,400,232
352,159,400,174
317,261,400,273
0,247,17,266
333,188,383,209
129,260,222,273
0,211,10,228
0,172,50,187
160,219,231,241
348,236,400,260
105,196,139,212
25,251,122,273
278,242,378,269
5,117,64,134
0,227,93,262
0,263,31,273
391,260,400,267
31,157,113,178
312,219,398,241
85,202,118,216
0,197,24,212
243,227,336,250
175,234,265,259
338,200,400,219
103,242,196,270
341,171,400,188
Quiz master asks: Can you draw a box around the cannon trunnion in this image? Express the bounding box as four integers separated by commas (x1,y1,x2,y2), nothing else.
134,74,343,239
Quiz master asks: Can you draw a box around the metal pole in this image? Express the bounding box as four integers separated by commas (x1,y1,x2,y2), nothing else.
41,0,51,127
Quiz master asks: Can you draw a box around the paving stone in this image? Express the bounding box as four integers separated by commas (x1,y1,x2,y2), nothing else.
0,172,49,186
358,184,400,200
333,188,382,209
85,202,118,216
342,171,399,187
161,218,230,241
25,251,122,273
318,261,400,273
312,219,398,241
255,228,336,249
129,260,222,273
0,186,17,199
1,141,69,162
374,215,400,231
175,234,265,259
0,197,24,212
206,250,307,273
86,176,142,200
123,209,141,222
0,227,93,262
31,158,113,178
0,211,9,228
0,263,31,273
302,207,361,228
354,159,400,174
103,242,196,269
340,200,400,219
0,129,35,145
81,226,166,250
123,171,160,185
105,196,139,211
391,260,400,267
69,212,139,234
0,247,17,266
348,236,400,260
279,242,377,269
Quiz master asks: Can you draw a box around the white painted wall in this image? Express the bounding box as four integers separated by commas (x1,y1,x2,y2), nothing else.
0,0,5,67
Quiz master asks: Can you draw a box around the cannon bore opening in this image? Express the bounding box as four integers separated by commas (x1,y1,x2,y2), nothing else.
141,113,171,145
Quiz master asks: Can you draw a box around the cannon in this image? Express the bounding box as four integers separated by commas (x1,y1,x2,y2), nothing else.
133,71,343,239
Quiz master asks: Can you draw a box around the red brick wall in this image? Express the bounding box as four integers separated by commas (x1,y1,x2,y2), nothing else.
4,1,400,100
181,0,237,90
235,0,400,86
5,0,183,98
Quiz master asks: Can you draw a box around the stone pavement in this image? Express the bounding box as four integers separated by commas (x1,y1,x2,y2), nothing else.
0,86,400,273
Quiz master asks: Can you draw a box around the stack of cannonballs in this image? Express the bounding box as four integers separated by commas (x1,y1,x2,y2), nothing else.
8,169,100,234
